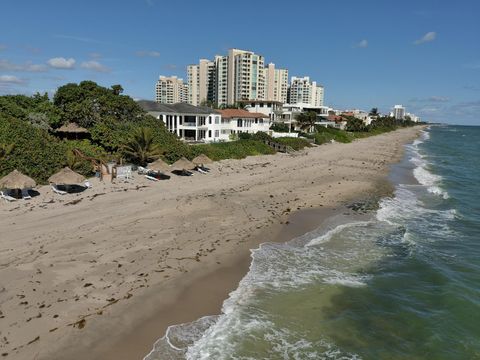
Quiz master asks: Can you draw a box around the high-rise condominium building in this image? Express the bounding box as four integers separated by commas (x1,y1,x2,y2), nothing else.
264,63,289,103
288,76,324,107
187,59,216,106
155,76,188,104
232,49,265,103
206,49,268,107
393,105,406,120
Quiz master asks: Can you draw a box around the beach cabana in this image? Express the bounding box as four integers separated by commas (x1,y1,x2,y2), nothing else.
0,170,36,199
171,157,195,171
48,167,86,194
192,154,213,165
148,158,171,173
55,123,90,139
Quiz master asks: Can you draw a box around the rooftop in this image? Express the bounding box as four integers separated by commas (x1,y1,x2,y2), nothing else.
138,100,219,115
218,109,269,119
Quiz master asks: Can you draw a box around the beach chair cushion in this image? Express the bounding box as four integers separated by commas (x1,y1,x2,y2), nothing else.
51,185,67,195
0,191,17,202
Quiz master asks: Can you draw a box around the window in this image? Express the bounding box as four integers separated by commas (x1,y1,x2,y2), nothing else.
208,130,212,137
215,116,220,124
215,130,219,137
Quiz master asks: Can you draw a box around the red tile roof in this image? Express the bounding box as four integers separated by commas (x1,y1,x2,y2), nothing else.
218,109,269,119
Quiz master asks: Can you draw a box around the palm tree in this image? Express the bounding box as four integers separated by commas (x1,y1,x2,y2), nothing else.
295,111,317,132
0,143,14,161
66,149,83,170
122,127,162,166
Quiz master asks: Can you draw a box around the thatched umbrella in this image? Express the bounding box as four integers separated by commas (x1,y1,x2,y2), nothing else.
48,167,85,185
192,154,213,165
56,123,89,134
171,157,195,170
148,158,171,173
0,170,36,189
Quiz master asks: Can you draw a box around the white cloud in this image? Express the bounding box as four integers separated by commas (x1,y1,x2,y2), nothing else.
414,31,436,45
136,50,160,57
0,59,47,72
89,52,102,59
80,60,110,73
47,57,76,69
354,39,368,48
0,75,26,84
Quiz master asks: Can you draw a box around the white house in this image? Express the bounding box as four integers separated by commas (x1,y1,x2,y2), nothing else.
239,100,283,121
138,101,225,142
217,109,271,138
138,101,272,143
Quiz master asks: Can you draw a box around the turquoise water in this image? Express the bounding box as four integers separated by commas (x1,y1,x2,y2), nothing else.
145,125,480,360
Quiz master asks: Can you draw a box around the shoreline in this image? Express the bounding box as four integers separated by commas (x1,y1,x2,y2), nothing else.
0,127,424,360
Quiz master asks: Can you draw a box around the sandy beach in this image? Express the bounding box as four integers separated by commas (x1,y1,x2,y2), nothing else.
0,127,423,360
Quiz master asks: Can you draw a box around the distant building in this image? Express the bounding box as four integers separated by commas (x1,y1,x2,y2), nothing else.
393,105,406,120
155,76,188,104
239,100,283,122
280,102,331,131
231,49,266,104
288,76,324,107
187,59,216,106
264,63,288,103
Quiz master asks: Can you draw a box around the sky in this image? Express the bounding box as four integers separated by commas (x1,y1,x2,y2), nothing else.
0,0,479,125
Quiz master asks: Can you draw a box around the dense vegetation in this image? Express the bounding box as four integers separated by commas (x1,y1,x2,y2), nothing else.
0,81,419,184
304,116,418,145
0,81,304,183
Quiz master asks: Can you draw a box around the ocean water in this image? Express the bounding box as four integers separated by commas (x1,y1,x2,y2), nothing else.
145,125,480,360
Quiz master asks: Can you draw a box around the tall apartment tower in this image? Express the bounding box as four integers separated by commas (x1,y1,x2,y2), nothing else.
393,105,406,120
288,76,324,107
155,76,188,104
264,63,288,103
187,59,216,106
215,55,229,107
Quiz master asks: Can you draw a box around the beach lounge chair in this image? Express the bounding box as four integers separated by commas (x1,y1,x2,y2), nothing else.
21,189,32,200
51,185,67,195
145,175,159,181
0,191,16,203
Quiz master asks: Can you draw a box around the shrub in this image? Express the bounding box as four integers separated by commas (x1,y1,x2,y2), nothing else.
270,123,290,133
0,115,66,183
190,140,275,161
274,137,312,150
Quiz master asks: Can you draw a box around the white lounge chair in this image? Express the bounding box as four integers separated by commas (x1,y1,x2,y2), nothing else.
145,175,159,181
0,191,16,203
21,189,32,200
51,185,67,195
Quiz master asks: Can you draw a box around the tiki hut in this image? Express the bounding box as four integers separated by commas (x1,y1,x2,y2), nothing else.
55,123,90,139
0,170,36,190
192,154,213,165
171,157,195,170
48,167,85,185
148,158,171,173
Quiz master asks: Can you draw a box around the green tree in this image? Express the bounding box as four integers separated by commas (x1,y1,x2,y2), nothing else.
345,117,367,132
122,127,162,166
0,143,14,161
369,107,379,116
111,84,124,95
295,111,317,132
